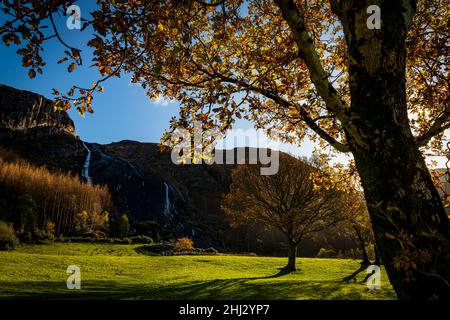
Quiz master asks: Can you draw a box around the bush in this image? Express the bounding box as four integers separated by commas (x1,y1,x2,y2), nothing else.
174,237,194,252
20,231,33,243
56,236,103,243
78,230,100,239
56,236,134,244
18,228,54,244
95,230,108,239
317,247,337,258
133,221,160,237
32,229,55,244
65,237,96,243
173,247,218,256
130,235,153,244
116,237,132,244
109,214,130,238
45,220,56,236
205,247,218,254
95,237,113,243
0,220,18,250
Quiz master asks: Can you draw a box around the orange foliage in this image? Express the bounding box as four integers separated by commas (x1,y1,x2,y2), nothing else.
0,148,111,235
174,237,194,252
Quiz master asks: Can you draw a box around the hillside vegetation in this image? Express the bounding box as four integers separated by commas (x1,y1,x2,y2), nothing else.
0,147,111,236
0,243,396,300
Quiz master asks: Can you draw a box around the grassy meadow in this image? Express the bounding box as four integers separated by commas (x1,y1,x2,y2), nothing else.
0,243,397,300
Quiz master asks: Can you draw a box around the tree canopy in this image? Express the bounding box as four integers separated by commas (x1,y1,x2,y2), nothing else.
1,0,448,154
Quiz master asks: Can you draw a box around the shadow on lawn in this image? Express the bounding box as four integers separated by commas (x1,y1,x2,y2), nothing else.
134,246,157,256
1,259,388,300
342,264,368,283
0,272,364,300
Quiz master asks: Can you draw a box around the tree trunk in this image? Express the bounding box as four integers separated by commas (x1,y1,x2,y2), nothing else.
374,243,382,265
284,242,297,272
354,227,370,265
360,244,369,265
341,2,450,299
354,143,449,300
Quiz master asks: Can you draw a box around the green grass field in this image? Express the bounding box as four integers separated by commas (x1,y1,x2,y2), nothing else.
0,243,396,300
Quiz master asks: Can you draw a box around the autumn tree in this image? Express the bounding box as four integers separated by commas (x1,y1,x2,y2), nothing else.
15,194,37,232
223,153,345,272
339,193,374,265
1,0,449,299
0,149,111,235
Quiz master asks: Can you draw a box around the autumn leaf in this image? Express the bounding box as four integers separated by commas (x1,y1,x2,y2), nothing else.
68,63,76,73
57,57,69,64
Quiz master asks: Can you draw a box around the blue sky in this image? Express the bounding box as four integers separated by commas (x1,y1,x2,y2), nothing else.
0,2,317,159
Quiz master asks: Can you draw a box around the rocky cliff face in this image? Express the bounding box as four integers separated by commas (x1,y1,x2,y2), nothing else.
0,84,84,173
0,84,75,136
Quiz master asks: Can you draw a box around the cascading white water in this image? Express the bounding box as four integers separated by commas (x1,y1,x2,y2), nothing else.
163,182,171,218
81,142,93,184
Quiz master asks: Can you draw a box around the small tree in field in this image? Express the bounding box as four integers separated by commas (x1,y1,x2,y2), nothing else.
339,194,374,265
223,154,345,272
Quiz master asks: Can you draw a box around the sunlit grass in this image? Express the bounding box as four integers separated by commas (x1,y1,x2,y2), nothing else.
0,243,396,300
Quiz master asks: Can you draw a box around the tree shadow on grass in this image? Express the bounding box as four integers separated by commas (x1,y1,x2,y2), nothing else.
134,245,157,256
0,276,361,300
263,268,292,279
342,263,369,283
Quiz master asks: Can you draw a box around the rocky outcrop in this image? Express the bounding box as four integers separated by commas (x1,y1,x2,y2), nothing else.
0,84,75,136
0,85,83,173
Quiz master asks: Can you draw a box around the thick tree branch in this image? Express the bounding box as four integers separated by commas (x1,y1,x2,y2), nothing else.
214,74,351,153
145,60,351,153
416,109,450,147
273,0,348,126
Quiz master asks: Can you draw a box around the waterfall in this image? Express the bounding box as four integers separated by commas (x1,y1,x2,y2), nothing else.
163,182,171,218
81,142,93,184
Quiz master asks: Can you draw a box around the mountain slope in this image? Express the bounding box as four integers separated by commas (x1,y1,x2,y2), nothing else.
0,84,238,246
